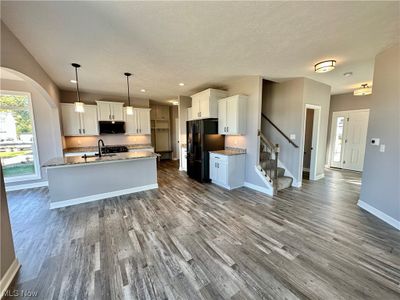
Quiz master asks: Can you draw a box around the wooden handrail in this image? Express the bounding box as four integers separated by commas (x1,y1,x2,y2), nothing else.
261,113,299,148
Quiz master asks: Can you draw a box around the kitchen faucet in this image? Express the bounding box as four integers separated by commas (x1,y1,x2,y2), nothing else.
97,139,105,157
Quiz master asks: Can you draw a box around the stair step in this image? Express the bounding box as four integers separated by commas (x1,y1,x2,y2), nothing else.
277,176,293,191
261,166,285,178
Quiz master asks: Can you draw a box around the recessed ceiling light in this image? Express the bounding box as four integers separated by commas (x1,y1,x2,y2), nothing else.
314,60,336,73
140,89,146,93
70,79,77,83
179,83,185,86
343,72,353,77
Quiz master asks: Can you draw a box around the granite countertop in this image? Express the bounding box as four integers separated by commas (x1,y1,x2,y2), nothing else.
63,144,153,153
43,151,158,167
209,149,246,156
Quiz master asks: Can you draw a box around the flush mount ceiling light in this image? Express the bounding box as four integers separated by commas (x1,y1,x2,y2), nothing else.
314,60,336,73
179,82,185,86
124,72,134,115
140,89,146,93
71,63,84,113
70,79,77,83
354,84,372,96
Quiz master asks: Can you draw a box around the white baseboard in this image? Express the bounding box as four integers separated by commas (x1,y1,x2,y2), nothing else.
0,259,20,297
314,173,325,180
358,200,400,230
6,181,48,192
49,184,158,209
244,182,273,196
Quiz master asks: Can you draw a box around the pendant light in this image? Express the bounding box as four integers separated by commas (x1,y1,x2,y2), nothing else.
314,60,336,73
124,72,133,115
354,84,372,96
71,63,84,113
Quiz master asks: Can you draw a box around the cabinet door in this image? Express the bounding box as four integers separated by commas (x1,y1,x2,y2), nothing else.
218,161,228,186
81,105,99,135
111,103,124,121
191,96,200,119
218,99,227,134
61,104,81,136
210,157,217,181
125,108,139,134
199,96,209,118
226,97,239,134
97,102,111,121
138,109,151,134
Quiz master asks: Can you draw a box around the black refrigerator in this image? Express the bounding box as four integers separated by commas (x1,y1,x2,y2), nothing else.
186,118,225,183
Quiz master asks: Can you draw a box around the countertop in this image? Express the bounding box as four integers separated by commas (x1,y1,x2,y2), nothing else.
43,151,158,168
209,149,246,156
63,144,153,154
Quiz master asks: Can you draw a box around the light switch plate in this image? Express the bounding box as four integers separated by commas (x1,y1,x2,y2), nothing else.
379,144,385,152
371,138,380,146
290,134,296,140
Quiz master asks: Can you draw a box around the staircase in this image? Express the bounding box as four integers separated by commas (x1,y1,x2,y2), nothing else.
257,132,293,195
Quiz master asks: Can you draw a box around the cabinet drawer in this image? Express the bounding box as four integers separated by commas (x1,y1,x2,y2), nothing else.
210,153,228,161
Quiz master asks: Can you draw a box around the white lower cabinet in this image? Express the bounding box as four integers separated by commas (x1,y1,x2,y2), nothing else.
209,153,245,190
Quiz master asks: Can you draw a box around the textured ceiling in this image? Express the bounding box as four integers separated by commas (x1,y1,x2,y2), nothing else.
1,1,399,101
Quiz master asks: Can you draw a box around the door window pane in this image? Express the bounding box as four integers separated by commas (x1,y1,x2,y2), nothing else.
333,117,344,162
0,92,40,181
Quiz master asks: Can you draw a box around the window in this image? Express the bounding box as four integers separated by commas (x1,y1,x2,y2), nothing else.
333,116,345,162
0,91,40,182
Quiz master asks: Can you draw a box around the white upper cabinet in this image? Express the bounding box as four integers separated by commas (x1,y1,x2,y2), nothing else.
218,95,247,135
96,101,124,121
191,88,228,120
61,103,99,136
124,108,151,135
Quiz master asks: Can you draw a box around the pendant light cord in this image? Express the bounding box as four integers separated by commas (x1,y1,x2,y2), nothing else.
72,63,81,103
126,75,131,106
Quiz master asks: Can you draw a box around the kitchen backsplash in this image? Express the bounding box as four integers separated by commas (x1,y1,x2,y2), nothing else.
64,135,151,148
224,135,246,150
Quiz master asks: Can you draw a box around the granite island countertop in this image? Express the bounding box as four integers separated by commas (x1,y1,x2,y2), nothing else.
43,151,158,168
209,149,246,156
63,144,153,154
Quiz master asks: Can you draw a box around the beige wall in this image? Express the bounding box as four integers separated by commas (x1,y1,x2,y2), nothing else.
360,45,400,223
170,105,179,159
1,21,60,106
0,160,17,279
326,92,373,165
262,78,331,185
59,90,149,108
224,76,265,187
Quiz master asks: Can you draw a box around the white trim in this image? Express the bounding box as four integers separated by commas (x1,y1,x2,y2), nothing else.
5,180,48,192
314,173,325,180
49,183,158,209
244,181,273,196
0,258,20,297
1,90,41,183
358,200,400,230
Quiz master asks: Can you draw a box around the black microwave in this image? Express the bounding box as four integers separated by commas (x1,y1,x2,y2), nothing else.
99,121,125,134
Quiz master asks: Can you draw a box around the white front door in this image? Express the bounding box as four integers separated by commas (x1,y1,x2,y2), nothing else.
330,110,369,171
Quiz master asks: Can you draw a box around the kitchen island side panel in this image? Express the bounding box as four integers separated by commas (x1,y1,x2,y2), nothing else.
47,157,157,205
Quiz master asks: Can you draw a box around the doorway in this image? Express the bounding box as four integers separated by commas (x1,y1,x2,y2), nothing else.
330,109,369,172
302,104,321,181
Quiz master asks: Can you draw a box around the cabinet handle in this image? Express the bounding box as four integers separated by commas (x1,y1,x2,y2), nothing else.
227,127,229,132
79,129,81,134
83,129,85,134
109,114,111,120
136,129,138,133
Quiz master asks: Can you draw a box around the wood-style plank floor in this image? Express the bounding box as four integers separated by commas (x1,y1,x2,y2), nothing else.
5,161,400,299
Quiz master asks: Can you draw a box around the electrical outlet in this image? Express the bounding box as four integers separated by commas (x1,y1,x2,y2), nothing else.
379,144,385,152
290,134,296,140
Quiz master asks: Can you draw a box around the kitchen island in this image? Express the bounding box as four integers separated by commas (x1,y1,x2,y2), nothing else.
43,151,158,209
